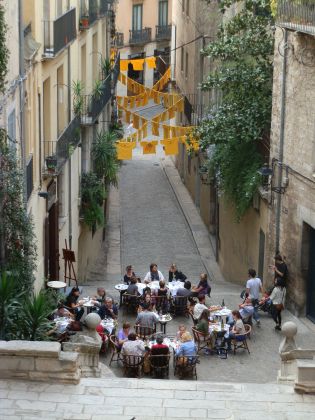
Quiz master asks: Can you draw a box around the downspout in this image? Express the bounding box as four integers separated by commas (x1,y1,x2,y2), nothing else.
275,28,288,252
67,46,72,249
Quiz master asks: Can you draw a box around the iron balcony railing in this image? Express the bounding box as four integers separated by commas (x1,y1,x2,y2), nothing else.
129,27,152,45
79,0,99,30
156,25,172,41
112,52,120,87
43,8,76,58
99,0,114,16
115,32,124,47
43,116,81,176
277,0,315,35
81,75,112,125
26,155,33,201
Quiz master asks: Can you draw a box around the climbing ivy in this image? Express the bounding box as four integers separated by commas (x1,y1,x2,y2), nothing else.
0,2,8,93
198,0,274,219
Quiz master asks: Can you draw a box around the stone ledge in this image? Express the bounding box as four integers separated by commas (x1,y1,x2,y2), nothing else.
0,341,61,357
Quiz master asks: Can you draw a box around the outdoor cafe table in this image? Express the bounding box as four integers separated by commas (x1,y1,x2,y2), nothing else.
115,283,128,305
157,314,173,334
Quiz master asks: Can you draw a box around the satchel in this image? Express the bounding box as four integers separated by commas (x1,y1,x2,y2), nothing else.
275,303,284,311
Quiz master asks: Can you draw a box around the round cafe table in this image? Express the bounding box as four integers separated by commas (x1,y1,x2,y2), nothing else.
115,283,128,305
158,314,173,334
47,281,67,289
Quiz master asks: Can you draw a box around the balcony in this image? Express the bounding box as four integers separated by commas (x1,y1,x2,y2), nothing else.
43,116,81,177
277,0,315,36
26,155,33,201
81,75,112,125
99,0,114,17
43,8,76,58
112,52,120,88
129,28,152,45
79,0,99,30
156,25,172,41
115,32,124,47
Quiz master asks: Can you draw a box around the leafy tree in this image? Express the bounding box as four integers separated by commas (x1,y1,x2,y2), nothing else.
81,172,106,230
198,0,274,219
92,130,119,186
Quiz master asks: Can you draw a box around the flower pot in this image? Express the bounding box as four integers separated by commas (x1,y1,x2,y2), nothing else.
80,17,89,29
45,156,57,173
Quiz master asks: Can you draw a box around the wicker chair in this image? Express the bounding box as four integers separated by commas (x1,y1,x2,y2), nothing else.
231,324,251,354
149,353,170,378
134,324,156,340
154,295,170,313
191,327,211,354
188,309,198,326
170,296,189,317
174,355,199,380
109,335,122,366
122,354,144,378
121,293,140,314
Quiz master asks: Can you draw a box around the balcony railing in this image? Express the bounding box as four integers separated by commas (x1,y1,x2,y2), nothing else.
115,32,124,47
81,75,112,125
43,8,76,58
112,52,120,88
156,25,172,41
43,116,81,176
79,0,99,30
129,27,152,45
99,0,114,16
277,0,315,35
26,155,33,201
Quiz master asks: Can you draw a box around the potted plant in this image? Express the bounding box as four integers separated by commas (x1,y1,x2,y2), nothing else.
45,155,57,173
92,79,103,100
72,80,84,116
81,172,106,230
100,57,112,80
79,7,89,30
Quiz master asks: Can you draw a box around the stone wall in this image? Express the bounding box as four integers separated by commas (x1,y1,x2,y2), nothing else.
0,341,80,384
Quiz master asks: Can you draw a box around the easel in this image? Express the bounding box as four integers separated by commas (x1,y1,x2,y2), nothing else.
62,240,78,287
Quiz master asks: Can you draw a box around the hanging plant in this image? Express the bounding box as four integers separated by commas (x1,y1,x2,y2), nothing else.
81,172,106,230
92,130,119,186
72,80,84,115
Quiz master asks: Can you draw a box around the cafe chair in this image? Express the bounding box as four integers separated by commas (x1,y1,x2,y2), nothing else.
135,324,156,340
188,309,198,326
191,327,211,354
122,354,144,378
154,295,169,313
174,356,199,380
109,335,122,366
231,324,251,355
149,353,170,378
170,296,189,317
121,293,140,314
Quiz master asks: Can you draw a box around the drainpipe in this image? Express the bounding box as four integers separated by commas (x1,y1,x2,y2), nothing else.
67,46,72,250
275,29,288,252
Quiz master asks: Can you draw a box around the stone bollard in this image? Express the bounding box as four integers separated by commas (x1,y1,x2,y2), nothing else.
279,321,298,354
63,312,102,378
278,321,298,383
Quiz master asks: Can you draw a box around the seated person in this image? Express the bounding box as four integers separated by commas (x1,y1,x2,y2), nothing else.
239,296,254,322
156,280,169,313
176,325,187,341
92,287,106,307
176,332,197,358
192,273,211,297
169,264,187,282
196,309,210,335
65,287,84,321
53,303,74,320
176,280,192,298
193,295,208,321
135,303,159,329
124,265,136,285
142,279,152,296
138,291,154,312
126,276,139,295
96,323,109,351
151,335,169,356
144,263,165,282
121,332,145,357
225,310,246,351
98,297,118,320
117,322,131,348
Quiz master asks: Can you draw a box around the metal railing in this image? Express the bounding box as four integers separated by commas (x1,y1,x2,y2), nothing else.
156,25,172,41
26,155,33,201
43,116,81,175
112,52,120,87
43,8,76,58
129,27,152,45
79,0,98,29
277,0,315,35
99,0,114,16
81,75,112,125
115,32,124,47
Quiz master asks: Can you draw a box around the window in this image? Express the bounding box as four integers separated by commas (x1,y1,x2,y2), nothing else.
185,51,188,78
159,1,168,26
186,0,190,16
181,47,184,72
7,109,16,151
132,4,143,31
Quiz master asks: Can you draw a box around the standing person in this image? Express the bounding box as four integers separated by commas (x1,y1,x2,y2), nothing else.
168,264,187,282
246,269,263,327
144,263,165,282
269,280,286,331
65,287,84,321
272,254,288,287
191,273,211,297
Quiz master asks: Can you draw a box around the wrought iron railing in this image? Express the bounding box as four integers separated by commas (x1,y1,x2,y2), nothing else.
81,75,112,125
26,155,33,200
129,27,152,45
156,25,172,41
43,8,76,58
277,0,315,35
99,0,114,16
43,116,81,175
79,0,99,29
115,32,124,47
112,52,120,88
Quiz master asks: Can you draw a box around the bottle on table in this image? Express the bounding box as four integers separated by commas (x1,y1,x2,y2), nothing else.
221,299,225,307
221,318,224,331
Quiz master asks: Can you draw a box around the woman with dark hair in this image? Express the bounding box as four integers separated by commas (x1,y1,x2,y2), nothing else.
124,265,135,284
65,287,84,321
144,263,165,282
196,309,210,335
272,254,288,287
225,310,246,351
168,264,187,282
191,273,211,297
269,280,286,331
127,276,139,295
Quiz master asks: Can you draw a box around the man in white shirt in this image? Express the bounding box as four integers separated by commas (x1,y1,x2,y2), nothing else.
193,295,208,320
143,263,165,282
246,269,263,326
121,332,145,356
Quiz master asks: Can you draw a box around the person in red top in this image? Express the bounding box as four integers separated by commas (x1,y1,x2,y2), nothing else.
151,335,169,356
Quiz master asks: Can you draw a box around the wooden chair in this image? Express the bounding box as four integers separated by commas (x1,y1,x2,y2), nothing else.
134,324,156,340
232,324,251,354
174,355,199,380
149,353,170,378
170,296,189,317
188,309,198,326
154,295,169,313
109,335,122,366
191,327,211,354
121,293,140,314
122,355,144,378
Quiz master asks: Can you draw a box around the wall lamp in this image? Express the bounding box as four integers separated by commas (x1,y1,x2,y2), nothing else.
257,161,289,194
38,191,48,199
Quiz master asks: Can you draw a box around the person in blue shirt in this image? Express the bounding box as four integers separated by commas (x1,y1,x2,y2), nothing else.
176,332,197,357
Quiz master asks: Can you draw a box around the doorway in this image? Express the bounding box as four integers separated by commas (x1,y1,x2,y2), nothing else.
258,229,265,281
46,202,60,281
307,225,315,322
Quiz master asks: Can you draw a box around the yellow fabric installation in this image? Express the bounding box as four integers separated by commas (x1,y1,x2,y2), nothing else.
125,110,131,124
146,57,156,69
117,96,123,105
168,107,175,119
133,114,140,129
123,97,129,108
120,60,129,72
142,122,148,138
116,142,135,160
140,141,158,155
161,138,179,156
129,97,135,109
163,125,170,138
151,120,160,136
131,59,144,71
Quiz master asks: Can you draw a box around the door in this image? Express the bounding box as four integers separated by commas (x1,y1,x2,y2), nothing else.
258,229,265,281
159,1,168,26
132,4,142,31
48,202,60,280
307,227,315,322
